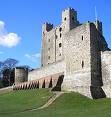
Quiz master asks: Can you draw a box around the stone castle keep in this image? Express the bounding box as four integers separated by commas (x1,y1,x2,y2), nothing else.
14,7,111,99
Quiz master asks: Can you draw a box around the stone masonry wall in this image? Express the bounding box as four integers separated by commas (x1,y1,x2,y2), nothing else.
28,60,65,81
62,23,92,98
101,51,111,85
90,23,102,86
90,22,108,87
101,51,111,98
15,68,28,84
41,25,56,66
55,25,64,61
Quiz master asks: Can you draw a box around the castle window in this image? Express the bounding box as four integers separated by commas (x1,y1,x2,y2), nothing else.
43,32,45,36
59,27,62,32
56,35,58,39
48,56,50,59
72,16,74,20
59,43,62,47
82,61,84,68
60,33,62,38
48,48,50,51
59,53,61,56
48,39,50,42
64,17,66,21
82,36,83,41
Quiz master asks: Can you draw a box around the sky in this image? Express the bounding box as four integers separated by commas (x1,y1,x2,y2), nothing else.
0,0,111,68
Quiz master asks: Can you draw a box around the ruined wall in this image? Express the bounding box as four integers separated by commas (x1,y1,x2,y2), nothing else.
13,72,64,91
28,60,65,81
15,67,28,84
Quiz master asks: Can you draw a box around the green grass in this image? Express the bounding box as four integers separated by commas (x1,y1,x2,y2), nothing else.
0,89,53,116
1,89,111,117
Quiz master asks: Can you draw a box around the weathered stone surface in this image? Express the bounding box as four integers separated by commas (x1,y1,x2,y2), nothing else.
101,51,111,98
28,60,65,81
102,82,111,98
14,67,28,84
101,51,111,84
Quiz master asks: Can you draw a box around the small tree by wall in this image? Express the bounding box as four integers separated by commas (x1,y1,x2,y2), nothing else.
0,58,18,87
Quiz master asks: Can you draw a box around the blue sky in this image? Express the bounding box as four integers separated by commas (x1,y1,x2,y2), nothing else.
0,0,111,68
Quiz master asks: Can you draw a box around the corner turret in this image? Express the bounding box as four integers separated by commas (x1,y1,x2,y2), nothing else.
42,23,53,33
62,7,79,32
94,20,103,34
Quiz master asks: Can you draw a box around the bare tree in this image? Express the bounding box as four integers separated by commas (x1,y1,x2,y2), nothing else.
2,58,18,86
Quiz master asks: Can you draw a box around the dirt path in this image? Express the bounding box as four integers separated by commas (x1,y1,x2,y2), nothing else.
0,86,13,93
29,91,64,111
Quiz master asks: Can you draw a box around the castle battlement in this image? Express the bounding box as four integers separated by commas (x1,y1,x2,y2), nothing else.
42,22,53,32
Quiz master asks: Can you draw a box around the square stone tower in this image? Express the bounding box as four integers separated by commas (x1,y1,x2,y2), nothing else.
41,8,79,67
41,23,55,67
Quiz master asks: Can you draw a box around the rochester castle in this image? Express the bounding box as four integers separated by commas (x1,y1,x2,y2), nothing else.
14,7,111,99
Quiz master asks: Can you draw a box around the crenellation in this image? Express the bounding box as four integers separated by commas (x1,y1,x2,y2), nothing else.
42,22,53,33
62,7,79,32
94,20,103,35
41,28,56,66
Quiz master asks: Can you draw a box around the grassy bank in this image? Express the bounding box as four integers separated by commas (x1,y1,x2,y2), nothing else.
0,89,111,117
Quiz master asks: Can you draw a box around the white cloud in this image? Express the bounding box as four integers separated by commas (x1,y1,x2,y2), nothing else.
0,20,20,48
25,53,41,62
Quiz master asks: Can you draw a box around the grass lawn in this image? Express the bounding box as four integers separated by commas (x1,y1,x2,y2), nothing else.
0,89,111,117
0,89,53,116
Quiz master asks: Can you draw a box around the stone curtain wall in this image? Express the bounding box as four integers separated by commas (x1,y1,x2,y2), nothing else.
101,51,111,98
13,73,64,91
28,60,65,81
101,51,111,85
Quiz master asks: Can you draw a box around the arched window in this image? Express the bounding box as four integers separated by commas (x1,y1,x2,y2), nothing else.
72,16,74,20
